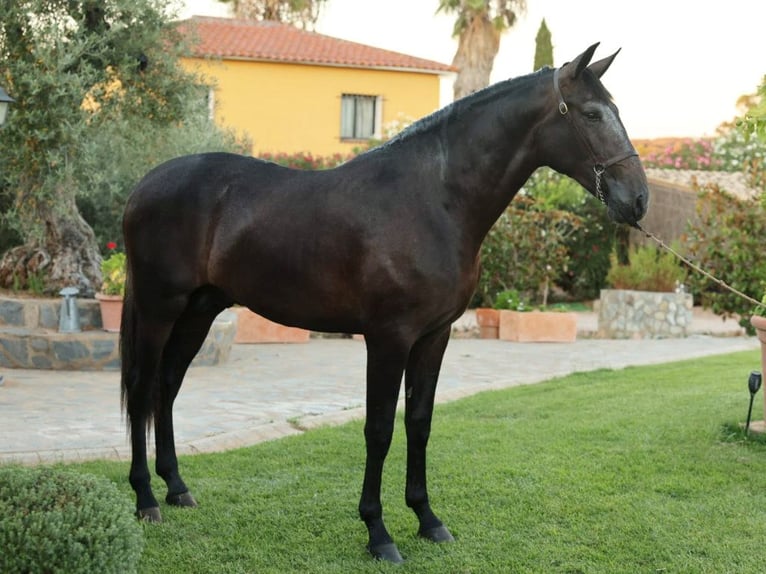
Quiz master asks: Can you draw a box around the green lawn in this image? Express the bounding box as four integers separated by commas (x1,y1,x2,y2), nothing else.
70,350,766,573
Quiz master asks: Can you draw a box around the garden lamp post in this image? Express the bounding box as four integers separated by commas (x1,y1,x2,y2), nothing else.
0,86,15,126
746,370,762,435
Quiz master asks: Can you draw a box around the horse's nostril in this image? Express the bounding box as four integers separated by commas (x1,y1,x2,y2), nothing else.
635,191,647,216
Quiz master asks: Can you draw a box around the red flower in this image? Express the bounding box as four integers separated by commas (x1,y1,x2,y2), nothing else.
106,241,117,250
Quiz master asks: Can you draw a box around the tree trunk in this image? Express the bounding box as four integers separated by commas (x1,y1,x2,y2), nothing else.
0,192,102,297
451,14,501,100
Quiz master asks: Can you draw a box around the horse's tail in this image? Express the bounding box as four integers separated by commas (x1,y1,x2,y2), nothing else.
119,263,149,433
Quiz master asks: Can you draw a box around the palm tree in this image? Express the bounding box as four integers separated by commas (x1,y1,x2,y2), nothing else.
218,0,327,28
438,0,527,100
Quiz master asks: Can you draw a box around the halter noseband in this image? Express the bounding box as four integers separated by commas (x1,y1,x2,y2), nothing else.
552,67,638,204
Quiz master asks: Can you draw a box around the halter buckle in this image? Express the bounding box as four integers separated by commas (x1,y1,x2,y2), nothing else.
558,102,568,115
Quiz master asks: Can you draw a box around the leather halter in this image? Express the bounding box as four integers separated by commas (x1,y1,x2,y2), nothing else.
552,67,638,204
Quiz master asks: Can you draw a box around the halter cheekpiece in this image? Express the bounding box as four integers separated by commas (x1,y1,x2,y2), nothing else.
552,67,638,204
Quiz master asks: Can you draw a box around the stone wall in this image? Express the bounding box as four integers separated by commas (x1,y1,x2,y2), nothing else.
597,289,693,339
0,295,236,370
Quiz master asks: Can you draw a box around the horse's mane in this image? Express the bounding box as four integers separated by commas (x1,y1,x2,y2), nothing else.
378,67,553,149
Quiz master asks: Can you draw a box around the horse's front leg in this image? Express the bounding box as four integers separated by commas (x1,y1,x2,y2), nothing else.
359,337,409,563
405,325,454,543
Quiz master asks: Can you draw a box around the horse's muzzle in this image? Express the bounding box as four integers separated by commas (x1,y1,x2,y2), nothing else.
604,161,649,226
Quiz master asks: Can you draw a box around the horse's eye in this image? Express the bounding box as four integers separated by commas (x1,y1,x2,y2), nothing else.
584,110,602,122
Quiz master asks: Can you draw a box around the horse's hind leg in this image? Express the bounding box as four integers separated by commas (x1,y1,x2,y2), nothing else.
155,295,227,508
125,316,176,522
404,325,454,543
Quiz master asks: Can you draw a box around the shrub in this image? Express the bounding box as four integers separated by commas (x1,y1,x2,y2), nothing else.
0,466,143,574
605,244,686,292
75,104,249,254
100,243,126,296
524,168,617,301
684,184,766,331
492,289,528,310
635,137,722,170
477,193,582,307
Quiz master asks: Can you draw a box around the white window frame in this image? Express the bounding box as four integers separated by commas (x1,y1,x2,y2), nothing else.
340,94,382,140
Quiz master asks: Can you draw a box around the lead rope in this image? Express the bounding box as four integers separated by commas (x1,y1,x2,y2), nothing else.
635,223,766,312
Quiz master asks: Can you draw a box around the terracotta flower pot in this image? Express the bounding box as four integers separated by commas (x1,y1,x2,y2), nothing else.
750,315,766,421
233,308,310,343
95,293,123,333
499,310,577,343
475,308,500,339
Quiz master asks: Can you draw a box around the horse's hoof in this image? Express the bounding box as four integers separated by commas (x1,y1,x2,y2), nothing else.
419,525,455,543
136,506,162,523
367,542,404,564
166,491,198,508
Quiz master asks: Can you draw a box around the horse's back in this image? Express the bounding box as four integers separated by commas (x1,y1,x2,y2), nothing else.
123,149,473,334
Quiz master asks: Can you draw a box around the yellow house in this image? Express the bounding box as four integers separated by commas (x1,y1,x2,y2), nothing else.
178,16,455,157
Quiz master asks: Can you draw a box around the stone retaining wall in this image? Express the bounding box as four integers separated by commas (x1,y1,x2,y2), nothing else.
0,295,236,370
597,289,693,339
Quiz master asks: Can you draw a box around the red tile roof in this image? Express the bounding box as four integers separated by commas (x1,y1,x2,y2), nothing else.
179,16,455,75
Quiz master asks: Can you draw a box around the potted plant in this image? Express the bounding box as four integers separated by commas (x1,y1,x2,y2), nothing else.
748,289,766,425
233,308,310,343
475,307,501,339
95,242,125,333
494,289,578,343
598,245,692,339
750,288,766,358
476,289,526,340
474,193,581,340
750,285,766,332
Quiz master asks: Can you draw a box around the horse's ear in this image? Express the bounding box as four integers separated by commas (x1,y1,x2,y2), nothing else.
588,48,621,79
560,43,600,80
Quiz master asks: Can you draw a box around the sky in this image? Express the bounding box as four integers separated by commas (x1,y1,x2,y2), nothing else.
180,0,766,139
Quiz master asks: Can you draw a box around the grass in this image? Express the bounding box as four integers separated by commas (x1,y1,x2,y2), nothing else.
61,350,766,573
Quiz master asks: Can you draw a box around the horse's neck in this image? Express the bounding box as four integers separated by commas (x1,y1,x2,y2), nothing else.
436,77,550,251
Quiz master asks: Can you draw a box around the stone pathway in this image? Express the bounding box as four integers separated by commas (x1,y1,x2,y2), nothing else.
0,310,758,464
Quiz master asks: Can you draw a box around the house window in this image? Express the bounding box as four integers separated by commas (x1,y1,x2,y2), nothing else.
340,94,381,140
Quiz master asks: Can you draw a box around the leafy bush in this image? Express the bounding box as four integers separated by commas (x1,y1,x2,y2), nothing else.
75,103,249,255
524,168,617,301
100,244,126,296
0,466,143,574
605,244,686,292
477,193,581,307
492,289,528,310
684,184,766,330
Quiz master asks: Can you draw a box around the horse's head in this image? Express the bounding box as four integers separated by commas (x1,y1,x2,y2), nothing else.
540,43,648,226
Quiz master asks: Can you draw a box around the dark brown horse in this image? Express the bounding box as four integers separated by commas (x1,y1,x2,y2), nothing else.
121,43,647,563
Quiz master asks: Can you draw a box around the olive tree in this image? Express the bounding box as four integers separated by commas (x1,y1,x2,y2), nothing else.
0,0,227,295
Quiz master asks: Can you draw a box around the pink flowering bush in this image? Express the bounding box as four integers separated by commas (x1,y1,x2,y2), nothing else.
637,138,722,170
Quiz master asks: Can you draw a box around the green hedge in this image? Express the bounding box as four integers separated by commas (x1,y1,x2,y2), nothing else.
0,466,143,574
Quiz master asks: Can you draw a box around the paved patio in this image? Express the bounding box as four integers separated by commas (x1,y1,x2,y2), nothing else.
0,307,758,465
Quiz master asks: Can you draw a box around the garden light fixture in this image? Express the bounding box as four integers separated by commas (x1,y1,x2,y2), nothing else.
58,287,82,333
0,86,15,126
745,370,762,435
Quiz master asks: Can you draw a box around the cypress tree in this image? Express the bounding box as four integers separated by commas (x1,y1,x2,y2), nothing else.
533,18,554,70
